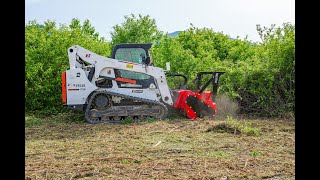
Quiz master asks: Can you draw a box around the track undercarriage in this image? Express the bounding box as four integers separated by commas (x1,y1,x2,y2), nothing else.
84,90,168,123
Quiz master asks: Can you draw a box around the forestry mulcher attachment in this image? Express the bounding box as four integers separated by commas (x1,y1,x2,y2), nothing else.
62,43,224,123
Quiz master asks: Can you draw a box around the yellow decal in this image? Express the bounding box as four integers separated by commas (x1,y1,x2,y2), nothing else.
126,64,134,68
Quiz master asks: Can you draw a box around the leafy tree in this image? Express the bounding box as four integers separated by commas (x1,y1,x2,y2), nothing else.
110,14,163,45
152,25,256,90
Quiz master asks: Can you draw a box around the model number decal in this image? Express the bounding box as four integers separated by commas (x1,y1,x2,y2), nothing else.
68,84,85,87
132,90,143,93
75,84,85,87
126,64,134,68
67,84,86,91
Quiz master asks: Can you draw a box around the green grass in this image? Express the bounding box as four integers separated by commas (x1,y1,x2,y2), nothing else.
249,150,262,157
206,116,261,136
25,116,42,127
119,159,131,164
120,118,133,124
25,111,85,127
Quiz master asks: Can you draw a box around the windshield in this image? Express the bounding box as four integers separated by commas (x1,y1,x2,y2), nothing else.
115,48,146,64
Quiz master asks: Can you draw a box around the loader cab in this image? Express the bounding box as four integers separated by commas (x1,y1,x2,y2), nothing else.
111,43,153,65
111,43,156,88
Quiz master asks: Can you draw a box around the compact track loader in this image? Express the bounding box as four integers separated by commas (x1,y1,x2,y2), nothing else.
62,43,224,123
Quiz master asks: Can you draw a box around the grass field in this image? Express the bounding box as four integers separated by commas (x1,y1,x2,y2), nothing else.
25,113,295,179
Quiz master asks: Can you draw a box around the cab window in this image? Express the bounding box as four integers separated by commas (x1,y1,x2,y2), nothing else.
114,48,146,64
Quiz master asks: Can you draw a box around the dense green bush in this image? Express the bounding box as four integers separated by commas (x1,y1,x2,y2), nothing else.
25,14,294,117
246,23,295,115
25,19,112,112
152,23,294,116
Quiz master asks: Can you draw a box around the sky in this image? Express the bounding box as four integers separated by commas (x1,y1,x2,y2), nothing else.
25,0,295,43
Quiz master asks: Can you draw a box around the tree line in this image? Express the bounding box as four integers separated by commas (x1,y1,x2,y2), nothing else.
25,14,295,117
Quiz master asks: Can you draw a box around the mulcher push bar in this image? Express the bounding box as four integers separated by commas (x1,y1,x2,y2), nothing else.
195,72,225,100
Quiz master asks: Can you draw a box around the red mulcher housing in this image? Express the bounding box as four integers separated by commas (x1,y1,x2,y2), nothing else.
167,72,225,119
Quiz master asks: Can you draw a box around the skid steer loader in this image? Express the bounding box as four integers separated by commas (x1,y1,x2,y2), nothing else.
61,43,224,123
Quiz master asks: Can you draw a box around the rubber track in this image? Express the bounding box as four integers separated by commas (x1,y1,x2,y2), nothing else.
85,90,168,124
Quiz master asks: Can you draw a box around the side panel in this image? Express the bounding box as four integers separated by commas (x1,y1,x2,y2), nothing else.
106,88,159,101
154,69,173,105
66,68,160,104
94,60,173,105
66,69,98,104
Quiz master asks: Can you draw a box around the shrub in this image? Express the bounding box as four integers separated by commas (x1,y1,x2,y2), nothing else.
25,19,112,113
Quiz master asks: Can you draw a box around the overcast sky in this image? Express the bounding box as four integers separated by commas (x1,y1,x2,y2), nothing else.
25,0,295,43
